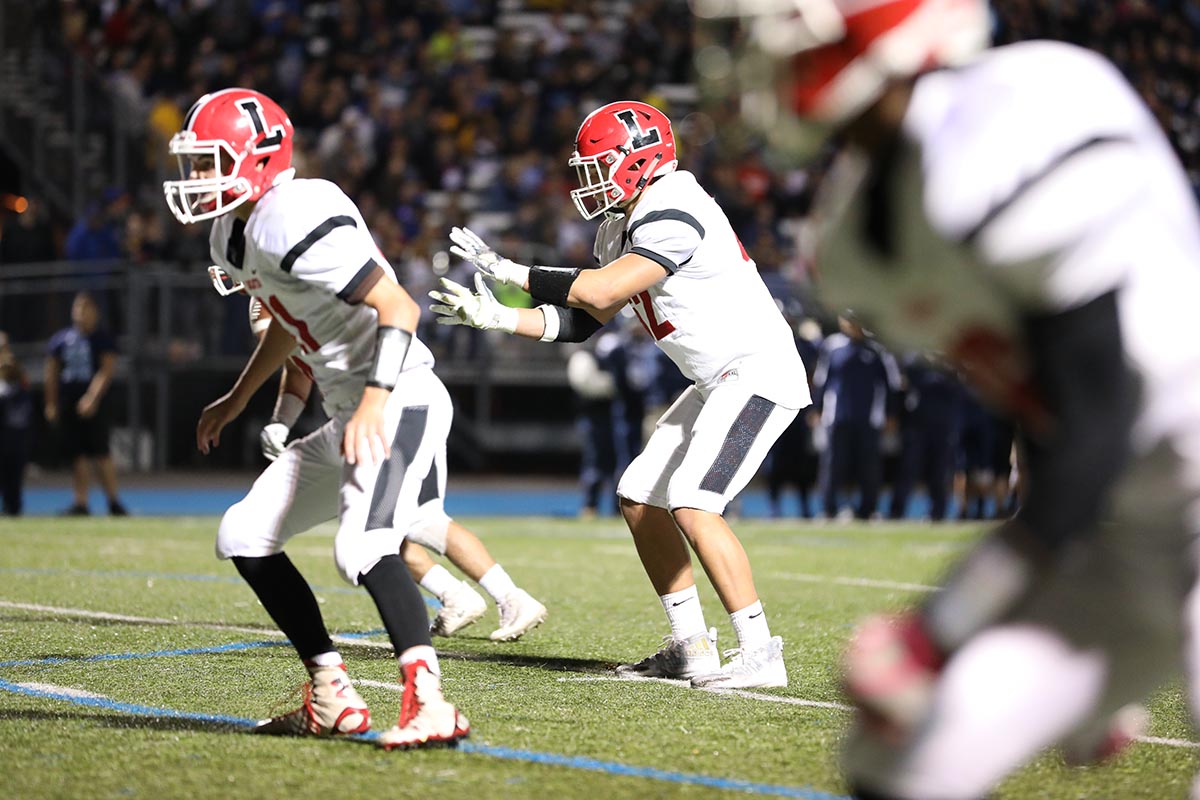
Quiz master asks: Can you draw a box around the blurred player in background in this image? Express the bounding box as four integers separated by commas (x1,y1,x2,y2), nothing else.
431,101,811,689
211,267,546,641
0,331,33,516
694,0,1200,797
43,291,127,516
166,87,468,748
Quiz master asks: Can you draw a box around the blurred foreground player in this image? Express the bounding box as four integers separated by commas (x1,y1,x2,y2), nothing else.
165,87,467,748
695,0,1200,797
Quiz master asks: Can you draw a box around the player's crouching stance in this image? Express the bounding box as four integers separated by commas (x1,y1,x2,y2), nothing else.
432,102,811,689
700,0,1200,796
165,88,467,748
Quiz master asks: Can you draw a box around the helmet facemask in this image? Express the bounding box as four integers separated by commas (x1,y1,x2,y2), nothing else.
568,149,628,220
163,132,253,224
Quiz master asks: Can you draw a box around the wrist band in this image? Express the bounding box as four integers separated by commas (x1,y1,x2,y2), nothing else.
271,391,306,428
367,326,412,390
538,305,560,342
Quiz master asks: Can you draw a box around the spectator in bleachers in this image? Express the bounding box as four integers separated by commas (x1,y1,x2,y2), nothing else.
64,188,129,263
44,292,128,517
812,316,902,520
0,331,33,516
888,354,962,522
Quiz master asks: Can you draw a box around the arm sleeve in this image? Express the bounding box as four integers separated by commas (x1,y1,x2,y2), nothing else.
541,305,606,343
282,217,386,303
626,210,704,274
1013,289,1139,551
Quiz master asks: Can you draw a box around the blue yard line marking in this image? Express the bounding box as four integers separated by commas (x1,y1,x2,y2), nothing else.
0,678,847,799
0,630,387,669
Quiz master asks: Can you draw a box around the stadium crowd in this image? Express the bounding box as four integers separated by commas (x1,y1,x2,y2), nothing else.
0,0,1195,517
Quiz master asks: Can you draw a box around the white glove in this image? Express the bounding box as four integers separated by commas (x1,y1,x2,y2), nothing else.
448,226,530,287
260,422,290,461
429,274,520,333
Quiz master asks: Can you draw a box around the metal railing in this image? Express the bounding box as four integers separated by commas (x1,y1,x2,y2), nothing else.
0,259,577,472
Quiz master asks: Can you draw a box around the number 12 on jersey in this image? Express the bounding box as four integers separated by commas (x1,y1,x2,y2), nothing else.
630,290,675,340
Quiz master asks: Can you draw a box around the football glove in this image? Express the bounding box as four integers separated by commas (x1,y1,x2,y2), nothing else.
260,422,290,461
429,274,520,333
448,226,530,287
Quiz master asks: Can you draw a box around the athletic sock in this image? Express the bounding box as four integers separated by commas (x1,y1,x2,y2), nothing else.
232,553,334,661
420,564,459,599
399,644,441,676
478,564,517,604
359,554,433,654
306,651,345,669
660,585,707,641
730,600,771,651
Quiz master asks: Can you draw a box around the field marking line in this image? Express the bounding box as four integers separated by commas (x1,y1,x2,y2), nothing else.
0,678,847,800
6,602,1198,754
770,573,939,593
556,676,1198,751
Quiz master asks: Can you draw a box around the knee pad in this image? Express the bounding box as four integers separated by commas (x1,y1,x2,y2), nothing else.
215,501,262,560
406,511,451,555
334,524,404,586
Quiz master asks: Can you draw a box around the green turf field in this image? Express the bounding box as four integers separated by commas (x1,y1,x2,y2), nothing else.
0,516,1195,799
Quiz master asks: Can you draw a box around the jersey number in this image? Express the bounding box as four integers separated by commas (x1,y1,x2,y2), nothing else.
630,291,675,341
266,296,320,353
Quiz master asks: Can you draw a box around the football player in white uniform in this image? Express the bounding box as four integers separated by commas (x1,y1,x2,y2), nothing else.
697,0,1200,797
210,269,548,641
431,101,811,689
165,87,471,749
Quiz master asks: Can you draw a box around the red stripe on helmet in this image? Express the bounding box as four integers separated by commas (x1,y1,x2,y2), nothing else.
790,0,928,115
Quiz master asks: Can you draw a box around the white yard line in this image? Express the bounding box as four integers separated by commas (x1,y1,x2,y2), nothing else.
16,682,106,699
771,573,939,593
7,599,1199,751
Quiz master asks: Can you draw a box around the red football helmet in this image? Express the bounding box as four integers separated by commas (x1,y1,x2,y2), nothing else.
568,101,678,220
164,88,295,223
693,0,988,126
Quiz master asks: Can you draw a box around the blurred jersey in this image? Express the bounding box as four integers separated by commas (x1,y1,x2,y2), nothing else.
815,40,1200,449
208,177,433,415
593,170,810,408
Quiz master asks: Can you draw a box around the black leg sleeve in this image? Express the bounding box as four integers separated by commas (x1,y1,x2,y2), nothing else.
232,554,334,661
359,554,432,654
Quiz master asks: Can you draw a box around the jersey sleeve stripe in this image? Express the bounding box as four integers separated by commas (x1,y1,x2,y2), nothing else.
629,246,677,274
336,259,385,304
627,209,706,241
280,215,357,273
961,135,1131,245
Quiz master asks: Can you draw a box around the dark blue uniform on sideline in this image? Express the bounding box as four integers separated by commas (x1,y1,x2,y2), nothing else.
889,355,962,521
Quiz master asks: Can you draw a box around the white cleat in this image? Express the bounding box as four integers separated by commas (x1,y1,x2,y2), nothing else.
490,589,547,641
616,628,720,680
691,636,788,689
431,580,488,637
377,660,470,750
253,662,371,736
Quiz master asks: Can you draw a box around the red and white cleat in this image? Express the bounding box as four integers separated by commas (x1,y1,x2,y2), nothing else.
377,660,470,750
842,613,945,739
253,662,371,736
1062,704,1148,766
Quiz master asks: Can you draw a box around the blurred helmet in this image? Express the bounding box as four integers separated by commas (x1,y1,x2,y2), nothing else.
693,0,989,155
164,88,295,223
568,101,678,220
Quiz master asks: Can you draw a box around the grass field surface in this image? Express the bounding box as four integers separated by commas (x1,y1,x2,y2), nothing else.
0,516,1195,799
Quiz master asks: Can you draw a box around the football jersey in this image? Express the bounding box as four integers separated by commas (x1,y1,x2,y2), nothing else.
814,40,1200,447
209,177,434,415
593,170,810,408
